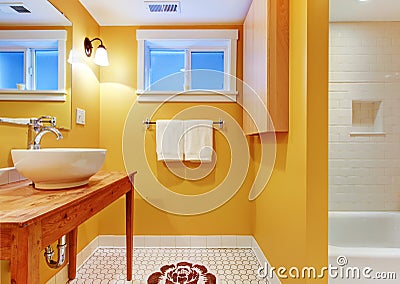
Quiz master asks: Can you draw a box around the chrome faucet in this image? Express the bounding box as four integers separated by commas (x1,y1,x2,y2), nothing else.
30,126,63,150
0,116,63,149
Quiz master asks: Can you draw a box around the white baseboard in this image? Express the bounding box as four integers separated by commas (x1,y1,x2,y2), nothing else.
251,237,281,284
46,235,280,284
99,235,254,249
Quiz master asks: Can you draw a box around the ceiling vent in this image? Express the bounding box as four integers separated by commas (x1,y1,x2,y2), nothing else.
0,2,31,14
10,4,30,13
145,1,180,13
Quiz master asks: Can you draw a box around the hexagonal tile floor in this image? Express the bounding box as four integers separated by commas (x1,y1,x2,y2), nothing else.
69,248,266,284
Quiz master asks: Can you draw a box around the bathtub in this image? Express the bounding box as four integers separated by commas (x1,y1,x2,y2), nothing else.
328,211,400,283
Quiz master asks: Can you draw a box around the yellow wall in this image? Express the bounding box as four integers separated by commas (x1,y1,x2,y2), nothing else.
0,0,102,283
252,0,328,283
0,0,329,282
97,10,328,284
98,25,256,236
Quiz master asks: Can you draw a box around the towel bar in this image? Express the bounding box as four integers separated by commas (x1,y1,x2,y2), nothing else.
143,118,224,129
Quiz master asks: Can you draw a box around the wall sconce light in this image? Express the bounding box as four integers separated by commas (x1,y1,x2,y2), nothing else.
67,49,80,64
84,37,109,66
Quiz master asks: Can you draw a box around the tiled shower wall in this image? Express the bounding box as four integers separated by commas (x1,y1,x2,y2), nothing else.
329,22,400,211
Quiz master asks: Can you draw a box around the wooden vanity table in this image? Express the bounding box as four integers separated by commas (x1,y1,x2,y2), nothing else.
0,171,135,283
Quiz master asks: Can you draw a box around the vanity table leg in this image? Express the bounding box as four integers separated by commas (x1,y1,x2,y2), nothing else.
126,188,133,281
68,228,78,280
10,222,41,284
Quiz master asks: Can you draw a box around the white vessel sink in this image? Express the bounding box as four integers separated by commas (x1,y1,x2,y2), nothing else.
11,148,106,190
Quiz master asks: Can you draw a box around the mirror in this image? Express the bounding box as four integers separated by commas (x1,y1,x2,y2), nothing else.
0,0,72,130
0,30,68,98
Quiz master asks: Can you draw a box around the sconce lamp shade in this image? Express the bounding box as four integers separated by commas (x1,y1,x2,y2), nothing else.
67,49,80,64
84,37,109,66
94,45,109,66
67,49,74,64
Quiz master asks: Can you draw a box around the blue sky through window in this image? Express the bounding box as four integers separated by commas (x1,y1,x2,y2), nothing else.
35,50,58,90
148,49,225,91
149,49,185,91
0,51,24,89
191,51,224,90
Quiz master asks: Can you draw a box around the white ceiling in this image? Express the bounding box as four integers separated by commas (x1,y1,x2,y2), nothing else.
0,0,71,26
1,0,399,27
78,0,253,26
80,0,400,26
330,0,400,22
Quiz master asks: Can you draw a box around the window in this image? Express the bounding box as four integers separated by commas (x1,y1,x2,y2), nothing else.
0,30,67,101
34,49,58,90
148,49,185,91
0,44,58,90
0,51,24,89
137,30,238,102
191,51,224,90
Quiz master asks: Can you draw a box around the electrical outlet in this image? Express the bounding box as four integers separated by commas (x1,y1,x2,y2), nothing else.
76,108,86,125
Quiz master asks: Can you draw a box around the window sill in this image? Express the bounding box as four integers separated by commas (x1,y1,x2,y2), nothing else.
0,90,67,102
136,90,238,102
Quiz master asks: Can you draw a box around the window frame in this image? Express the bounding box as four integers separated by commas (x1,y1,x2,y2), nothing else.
0,30,67,102
137,29,238,102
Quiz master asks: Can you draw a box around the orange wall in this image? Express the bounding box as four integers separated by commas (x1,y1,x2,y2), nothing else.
99,4,328,283
0,0,329,282
98,14,328,284
252,0,329,283
43,1,102,282
97,25,256,236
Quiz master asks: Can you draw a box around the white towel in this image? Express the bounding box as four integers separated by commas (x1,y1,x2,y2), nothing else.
156,120,184,161
183,120,213,162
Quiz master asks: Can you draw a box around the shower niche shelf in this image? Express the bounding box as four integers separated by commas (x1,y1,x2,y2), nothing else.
350,100,385,136
349,132,386,136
